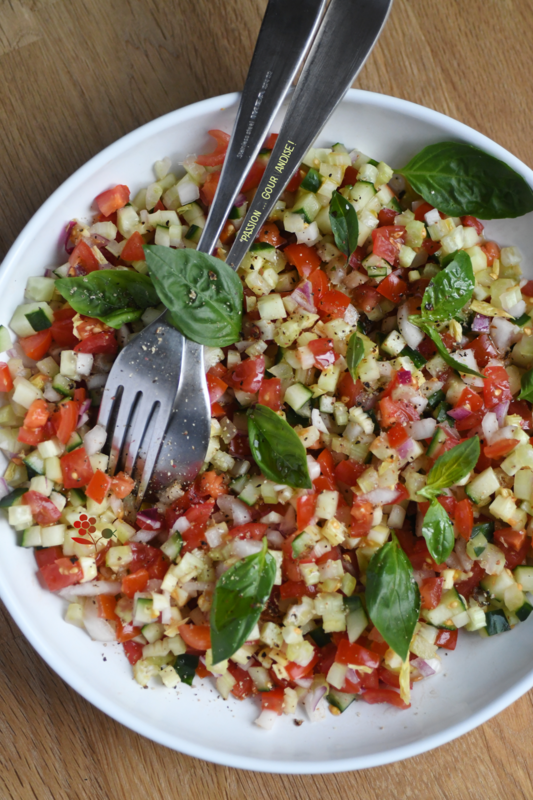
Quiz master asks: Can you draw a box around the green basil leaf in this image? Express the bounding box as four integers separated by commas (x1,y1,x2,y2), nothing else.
247,404,312,489
144,245,243,348
519,367,533,402
421,251,474,322
329,190,359,258
421,498,455,564
346,333,365,382
100,308,144,329
55,269,159,323
419,436,480,500
210,538,276,663
173,653,199,686
409,317,484,378
366,535,420,661
400,142,533,219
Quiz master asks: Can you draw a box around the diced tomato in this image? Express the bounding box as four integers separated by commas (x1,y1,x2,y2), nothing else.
494,527,527,552
317,290,350,319
335,639,380,669
97,594,118,621
307,338,336,370
499,535,530,569
414,201,435,222
196,130,230,166
387,423,409,449
211,401,225,417
95,184,130,217
522,281,533,298
340,165,359,188
121,568,149,598
19,329,53,361
74,331,117,355
242,160,267,193
422,238,441,255
420,577,444,610
39,557,83,592
378,667,404,689
60,446,94,489
372,225,406,266
258,377,282,411
24,399,49,429
178,623,211,652
86,469,112,504
261,687,284,715
455,412,483,432
121,231,146,262
379,396,412,427
23,490,62,525
128,543,169,580
198,470,227,498
363,688,410,709
461,216,484,235
200,171,220,206
227,662,256,700
436,495,457,517
454,498,474,540
55,400,79,445
481,241,500,268
454,560,486,599
122,640,143,665
337,373,365,409
0,363,13,392
297,493,317,532
111,472,135,499
283,243,321,278
376,270,408,304
435,629,458,650
307,269,328,305
228,435,252,458
18,426,46,445
206,372,228,404
378,207,398,226
484,439,518,459
226,355,264,394
509,400,533,430
285,650,320,682
50,317,78,348
279,580,316,600
464,333,499,369
257,222,285,247
456,386,483,413
116,620,142,643
483,365,512,409
313,474,336,492
316,546,341,565
228,522,268,540
316,449,335,483
334,459,365,487
68,240,99,274
352,284,382,313
35,546,64,570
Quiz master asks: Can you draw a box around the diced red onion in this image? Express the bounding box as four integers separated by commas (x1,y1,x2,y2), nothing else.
59,580,121,599
136,508,163,530
397,369,412,385
447,406,472,421
83,597,117,641
255,709,279,730
63,220,77,254
397,437,415,459
291,281,316,313
494,401,510,427
360,487,402,506
0,477,10,501
44,268,55,278
130,529,159,543
409,418,436,441
472,314,491,333
411,657,438,677
217,494,252,526
344,304,359,326
455,537,473,571
77,413,90,428
77,399,91,424
234,192,247,208
266,529,284,548
345,668,360,686
304,685,327,722
232,538,263,559
280,504,296,535
412,569,437,588
490,317,520,353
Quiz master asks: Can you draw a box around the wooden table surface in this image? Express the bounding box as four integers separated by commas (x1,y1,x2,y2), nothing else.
1,0,533,797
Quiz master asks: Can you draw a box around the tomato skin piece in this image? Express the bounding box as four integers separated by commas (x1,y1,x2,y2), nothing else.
296,493,317,532
228,662,256,700
376,270,408,304
69,240,100,274
337,373,365,409
484,439,518,459
379,397,410,427
23,490,62,525
95,184,130,217
483,365,512,409
24,399,49,429
435,629,458,650
456,386,483,413
335,639,380,669
334,459,366,487
454,560,486,600
178,623,211,652
116,620,142,643
258,377,282,411
461,215,484,235
372,225,406,265
420,577,444,610
352,284,381,313
35,546,64,570
455,498,474,540
387,422,409,449
121,231,146,262
206,372,228,403
86,469,112,504
121,568,150,598
123,640,144,665
97,594,118,621
494,527,527,552
258,222,285,247
226,355,265,394
261,687,285,714
317,290,350,319
55,400,79,445
283,243,322,278
227,522,268,540
464,333,499,369
40,557,83,592
414,201,435,222
195,130,230,167
307,338,336,370
363,688,410,709
0,363,13,392
309,268,328,302
18,426,46,445
19,329,53,361
74,331,117,355
378,207,398,226
110,472,135,499
481,241,500,268
60,446,94,489
200,172,220,206
51,317,78,348
317,449,335,484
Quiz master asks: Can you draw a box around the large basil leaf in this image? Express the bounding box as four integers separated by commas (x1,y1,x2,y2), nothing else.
419,436,480,500
421,498,454,564
410,318,484,378
55,269,159,328
519,367,533,402
329,190,359,258
346,332,365,382
144,245,243,348
247,404,312,489
421,251,474,322
366,535,420,661
210,538,276,663
400,142,533,219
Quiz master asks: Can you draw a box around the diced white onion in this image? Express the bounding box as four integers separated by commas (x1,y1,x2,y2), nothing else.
409,418,436,440
232,538,263,559
173,516,191,533
83,424,107,456
482,411,499,444
306,454,321,480
83,598,117,641
59,581,121,599
255,709,279,730
217,494,252,526
398,302,424,349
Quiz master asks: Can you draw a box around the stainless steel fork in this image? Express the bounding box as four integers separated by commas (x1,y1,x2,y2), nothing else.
151,0,393,496
97,0,327,503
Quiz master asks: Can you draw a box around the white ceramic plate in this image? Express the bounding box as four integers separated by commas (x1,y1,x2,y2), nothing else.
1,90,533,773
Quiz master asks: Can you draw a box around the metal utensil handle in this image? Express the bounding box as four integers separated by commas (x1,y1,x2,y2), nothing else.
197,0,327,256
226,0,393,269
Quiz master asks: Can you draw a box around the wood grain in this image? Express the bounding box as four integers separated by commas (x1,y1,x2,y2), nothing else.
1,0,533,796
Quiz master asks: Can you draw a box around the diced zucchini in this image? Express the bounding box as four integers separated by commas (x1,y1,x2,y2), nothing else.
8,505,33,531
426,427,446,457
41,524,66,547
466,530,488,560
480,570,516,601
349,181,376,212
238,479,262,507
142,622,165,644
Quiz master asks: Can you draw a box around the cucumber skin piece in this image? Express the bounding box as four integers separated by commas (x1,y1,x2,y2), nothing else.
516,601,533,622
326,688,357,713
0,488,26,508
485,609,511,636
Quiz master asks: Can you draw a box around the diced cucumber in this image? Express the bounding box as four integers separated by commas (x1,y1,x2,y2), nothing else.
229,203,248,221
142,622,165,644
8,505,33,530
10,302,54,338
185,224,202,244
426,427,446,457
0,488,26,508
399,346,426,369
349,181,377,212
25,276,56,303
238,479,262,507
248,666,273,692
161,531,183,561
284,383,313,411
480,570,516,601
12,378,42,409
433,401,453,424
382,330,407,357
347,606,368,644
230,475,248,495
326,688,356,713
41,524,66,547
0,326,12,352
308,626,331,648
23,451,45,477
515,600,533,621
21,525,42,547
65,431,83,453
69,488,87,507
426,389,446,411
106,545,133,571
300,168,321,193
292,529,318,558
421,588,465,628
52,374,75,397
291,190,321,223
464,468,500,504
466,531,488,560
485,608,511,636
514,566,533,593
134,597,155,624
471,521,494,541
